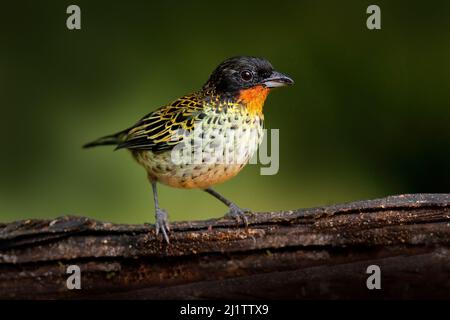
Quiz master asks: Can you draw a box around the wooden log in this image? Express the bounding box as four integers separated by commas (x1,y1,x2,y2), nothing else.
0,193,449,299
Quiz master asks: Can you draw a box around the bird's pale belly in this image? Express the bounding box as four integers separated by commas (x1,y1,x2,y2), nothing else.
133,112,264,189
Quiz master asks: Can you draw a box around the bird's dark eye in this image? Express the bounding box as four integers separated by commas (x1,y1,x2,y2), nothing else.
240,70,253,81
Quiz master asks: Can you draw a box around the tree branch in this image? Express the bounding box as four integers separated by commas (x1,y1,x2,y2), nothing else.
0,193,449,299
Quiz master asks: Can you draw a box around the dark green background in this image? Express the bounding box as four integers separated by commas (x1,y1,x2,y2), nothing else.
1,1,449,223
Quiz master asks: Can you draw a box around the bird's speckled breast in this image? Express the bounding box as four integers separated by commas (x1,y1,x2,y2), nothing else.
133,103,264,189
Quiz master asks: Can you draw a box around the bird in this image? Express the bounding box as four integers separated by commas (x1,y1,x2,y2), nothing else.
83,56,294,243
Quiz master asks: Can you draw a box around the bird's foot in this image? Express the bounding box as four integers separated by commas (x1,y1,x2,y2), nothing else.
155,208,170,243
226,203,250,227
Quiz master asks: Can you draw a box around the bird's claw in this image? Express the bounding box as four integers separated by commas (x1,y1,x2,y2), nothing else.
226,203,250,226
155,208,170,243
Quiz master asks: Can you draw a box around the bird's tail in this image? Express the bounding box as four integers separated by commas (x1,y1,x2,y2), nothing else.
83,130,127,149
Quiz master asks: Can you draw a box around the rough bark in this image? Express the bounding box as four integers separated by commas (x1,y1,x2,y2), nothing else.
0,193,449,299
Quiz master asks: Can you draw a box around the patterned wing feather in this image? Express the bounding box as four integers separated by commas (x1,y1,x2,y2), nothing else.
116,93,205,152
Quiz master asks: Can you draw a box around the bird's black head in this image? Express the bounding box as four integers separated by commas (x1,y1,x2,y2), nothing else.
203,56,294,96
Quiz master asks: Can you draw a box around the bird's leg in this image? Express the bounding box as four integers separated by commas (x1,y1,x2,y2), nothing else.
204,188,249,226
151,181,170,243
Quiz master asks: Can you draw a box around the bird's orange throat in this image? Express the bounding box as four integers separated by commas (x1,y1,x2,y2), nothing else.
238,85,270,115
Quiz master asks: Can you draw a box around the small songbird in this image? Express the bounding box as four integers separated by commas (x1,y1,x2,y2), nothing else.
84,56,293,243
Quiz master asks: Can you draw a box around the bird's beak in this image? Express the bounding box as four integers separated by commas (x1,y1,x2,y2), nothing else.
261,71,294,88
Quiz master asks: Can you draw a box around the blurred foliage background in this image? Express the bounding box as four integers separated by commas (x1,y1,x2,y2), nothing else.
1,0,449,224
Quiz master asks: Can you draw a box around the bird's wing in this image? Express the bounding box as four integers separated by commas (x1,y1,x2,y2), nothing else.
116,93,206,152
